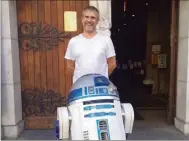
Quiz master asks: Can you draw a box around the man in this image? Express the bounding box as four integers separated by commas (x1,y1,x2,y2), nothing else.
65,6,116,83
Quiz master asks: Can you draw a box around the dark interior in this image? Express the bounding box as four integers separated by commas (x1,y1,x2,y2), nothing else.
109,0,170,112
110,0,148,107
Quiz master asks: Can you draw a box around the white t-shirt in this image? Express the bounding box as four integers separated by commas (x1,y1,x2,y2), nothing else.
64,33,116,83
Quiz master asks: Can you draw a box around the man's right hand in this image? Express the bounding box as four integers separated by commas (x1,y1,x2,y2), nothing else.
66,59,75,76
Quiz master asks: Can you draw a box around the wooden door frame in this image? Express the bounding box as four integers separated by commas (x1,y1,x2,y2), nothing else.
167,0,179,124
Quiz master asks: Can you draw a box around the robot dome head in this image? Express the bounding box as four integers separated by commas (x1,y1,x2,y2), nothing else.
71,73,116,91
67,73,119,104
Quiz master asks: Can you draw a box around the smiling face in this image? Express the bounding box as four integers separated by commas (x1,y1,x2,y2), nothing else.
82,10,99,33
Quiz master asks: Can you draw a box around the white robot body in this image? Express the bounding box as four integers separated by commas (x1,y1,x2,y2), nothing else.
56,74,134,140
69,97,126,140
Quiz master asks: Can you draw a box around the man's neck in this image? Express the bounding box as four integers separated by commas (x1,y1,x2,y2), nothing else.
82,31,97,39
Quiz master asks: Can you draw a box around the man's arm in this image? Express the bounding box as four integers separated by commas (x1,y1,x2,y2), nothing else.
107,56,117,76
105,37,117,76
64,38,75,77
66,59,75,76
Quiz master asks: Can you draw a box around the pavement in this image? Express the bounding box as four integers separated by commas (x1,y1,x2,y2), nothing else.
17,110,189,140
17,122,189,140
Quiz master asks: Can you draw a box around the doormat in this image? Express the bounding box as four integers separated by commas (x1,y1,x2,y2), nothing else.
134,110,144,120
135,95,168,108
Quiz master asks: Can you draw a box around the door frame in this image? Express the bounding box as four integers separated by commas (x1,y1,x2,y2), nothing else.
167,0,179,124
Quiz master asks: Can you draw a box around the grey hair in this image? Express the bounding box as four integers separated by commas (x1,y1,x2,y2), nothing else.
82,6,99,20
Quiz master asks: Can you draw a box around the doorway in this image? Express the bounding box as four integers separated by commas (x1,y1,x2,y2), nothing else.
110,0,174,121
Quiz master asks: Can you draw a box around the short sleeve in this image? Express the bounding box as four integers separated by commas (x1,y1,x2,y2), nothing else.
106,37,116,58
64,39,75,61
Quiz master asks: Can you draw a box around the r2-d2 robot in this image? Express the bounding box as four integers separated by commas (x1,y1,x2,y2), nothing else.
56,74,134,140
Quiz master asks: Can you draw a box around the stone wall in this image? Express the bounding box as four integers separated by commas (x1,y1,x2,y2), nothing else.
1,1,24,139
175,0,189,135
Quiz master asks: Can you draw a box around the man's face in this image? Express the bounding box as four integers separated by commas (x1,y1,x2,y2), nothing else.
82,10,99,33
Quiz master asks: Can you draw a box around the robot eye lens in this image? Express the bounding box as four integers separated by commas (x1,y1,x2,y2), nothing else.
101,132,109,140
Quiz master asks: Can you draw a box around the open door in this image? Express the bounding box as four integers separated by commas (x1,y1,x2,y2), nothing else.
168,0,179,124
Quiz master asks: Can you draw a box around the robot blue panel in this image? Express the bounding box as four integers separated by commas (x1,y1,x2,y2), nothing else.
67,74,119,104
94,76,110,86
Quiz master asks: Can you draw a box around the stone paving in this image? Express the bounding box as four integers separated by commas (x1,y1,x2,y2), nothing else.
17,110,189,140
17,121,189,140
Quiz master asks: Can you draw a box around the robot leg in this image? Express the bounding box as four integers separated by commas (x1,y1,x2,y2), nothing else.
56,107,70,140
121,103,135,138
